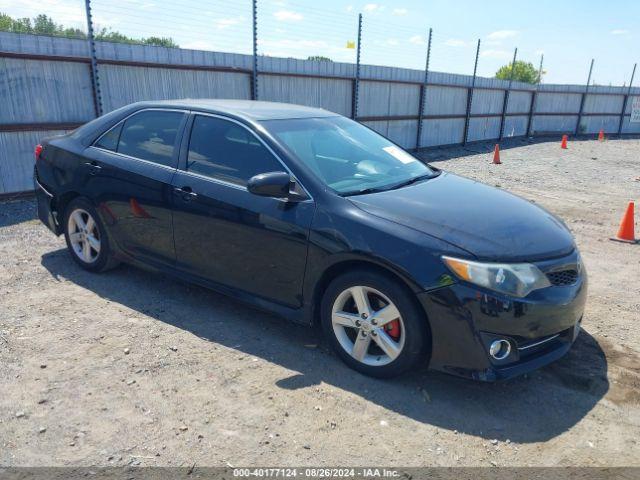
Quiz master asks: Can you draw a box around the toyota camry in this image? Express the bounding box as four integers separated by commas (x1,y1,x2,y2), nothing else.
34,100,587,380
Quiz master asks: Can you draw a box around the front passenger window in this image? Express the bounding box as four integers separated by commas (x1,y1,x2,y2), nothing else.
187,115,283,186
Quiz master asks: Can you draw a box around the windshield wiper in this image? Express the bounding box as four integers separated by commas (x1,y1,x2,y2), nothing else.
342,186,389,196
341,172,439,197
385,173,437,191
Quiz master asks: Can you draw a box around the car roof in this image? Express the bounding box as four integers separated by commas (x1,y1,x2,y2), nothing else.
131,99,338,121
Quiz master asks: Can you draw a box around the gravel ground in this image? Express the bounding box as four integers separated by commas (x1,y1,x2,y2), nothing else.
0,137,639,467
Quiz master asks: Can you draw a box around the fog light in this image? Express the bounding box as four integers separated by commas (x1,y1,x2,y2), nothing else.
489,339,511,360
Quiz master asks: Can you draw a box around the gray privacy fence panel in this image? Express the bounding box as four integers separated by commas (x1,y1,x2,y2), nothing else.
471,89,504,115
583,94,624,114
424,86,467,116
535,92,582,113
0,129,71,193
581,116,622,134
531,115,578,133
506,91,532,114
621,117,640,134
0,57,95,124
359,81,420,117
260,74,352,117
503,116,529,137
468,117,501,142
3,31,640,194
421,118,465,147
100,65,251,113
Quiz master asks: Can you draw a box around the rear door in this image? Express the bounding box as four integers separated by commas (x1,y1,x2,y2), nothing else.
170,113,315,308
84,109,187,267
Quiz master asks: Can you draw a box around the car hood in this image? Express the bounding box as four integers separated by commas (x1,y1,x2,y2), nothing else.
348,172,575,262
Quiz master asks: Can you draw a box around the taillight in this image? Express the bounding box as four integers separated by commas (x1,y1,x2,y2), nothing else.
35,144,43,161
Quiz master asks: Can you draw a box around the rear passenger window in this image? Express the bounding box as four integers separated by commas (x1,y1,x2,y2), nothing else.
95,123,122,151
187,115,282,185
117,111,184,167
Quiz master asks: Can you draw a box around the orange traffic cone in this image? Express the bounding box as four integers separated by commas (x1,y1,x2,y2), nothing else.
561,135,568,149
610,201,637,243
598,129,605,142
492,144,501,164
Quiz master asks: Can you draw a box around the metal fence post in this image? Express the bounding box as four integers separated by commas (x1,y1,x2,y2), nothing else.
84,0,102,116
352,13,362,120
526,54,544,137
617,63,636,136
251,0,258,100
498,47,517,140
463,39,480,145
576,58,594,135
415,28,432,149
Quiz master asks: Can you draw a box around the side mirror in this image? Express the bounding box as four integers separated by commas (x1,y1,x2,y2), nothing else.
247,171,293,199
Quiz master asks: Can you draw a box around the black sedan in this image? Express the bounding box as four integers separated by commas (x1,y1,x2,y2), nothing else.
34,100,587,380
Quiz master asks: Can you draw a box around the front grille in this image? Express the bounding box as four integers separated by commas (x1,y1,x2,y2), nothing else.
546,269,578,286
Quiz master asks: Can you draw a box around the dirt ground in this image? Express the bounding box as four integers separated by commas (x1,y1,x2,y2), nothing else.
0,137,639,467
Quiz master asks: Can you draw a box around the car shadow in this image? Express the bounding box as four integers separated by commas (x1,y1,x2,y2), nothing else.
41,249,609,444
0,198,37,228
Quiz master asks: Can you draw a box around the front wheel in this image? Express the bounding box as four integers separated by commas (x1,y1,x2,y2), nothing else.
320,269,430,378
63,197,119,272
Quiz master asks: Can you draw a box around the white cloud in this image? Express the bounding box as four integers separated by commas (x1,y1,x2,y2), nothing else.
274,10,303,21
392,8,408,15
409,35,425,45
258,38,329,50
0,0,87,28
216,17,244,30
610,29,629,35
363,3,380,12
444,38,468,47
256,37,359,61
480,49,512,59
346,5,354,12
486,30,519,41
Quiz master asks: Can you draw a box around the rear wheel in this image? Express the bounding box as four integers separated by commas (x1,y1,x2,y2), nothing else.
321,269,429,378
63,197,118,272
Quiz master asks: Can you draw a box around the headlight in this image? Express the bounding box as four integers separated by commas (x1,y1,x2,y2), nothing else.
442,256,551,298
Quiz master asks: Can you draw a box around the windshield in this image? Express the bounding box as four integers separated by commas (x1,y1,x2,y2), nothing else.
261,116,434,195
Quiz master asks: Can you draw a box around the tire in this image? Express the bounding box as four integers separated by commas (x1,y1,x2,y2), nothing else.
63,197,119,273
320,269,430,378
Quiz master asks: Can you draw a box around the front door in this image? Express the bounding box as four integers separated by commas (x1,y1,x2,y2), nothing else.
171,114,315,308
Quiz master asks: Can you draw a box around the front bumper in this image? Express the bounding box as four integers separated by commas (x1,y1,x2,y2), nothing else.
418,254,587,381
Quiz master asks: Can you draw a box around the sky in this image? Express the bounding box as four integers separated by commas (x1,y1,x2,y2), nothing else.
1,0,639,85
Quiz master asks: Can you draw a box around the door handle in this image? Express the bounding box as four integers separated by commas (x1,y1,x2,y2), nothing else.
84,161,102,176
173,186,198,202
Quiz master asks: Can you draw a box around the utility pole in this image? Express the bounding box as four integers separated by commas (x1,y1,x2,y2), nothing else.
84,0,102,116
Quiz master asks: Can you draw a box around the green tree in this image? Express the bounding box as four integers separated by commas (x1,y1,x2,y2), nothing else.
0,13,13,31
495,60,540,84
143,36,179,48
33,14,58,35
307,55,333,62
0,12,179,48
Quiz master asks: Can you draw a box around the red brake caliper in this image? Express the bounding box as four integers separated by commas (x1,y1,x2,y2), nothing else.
385,319,401,340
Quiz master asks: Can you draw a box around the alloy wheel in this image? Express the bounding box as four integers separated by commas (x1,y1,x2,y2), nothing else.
67,208,101,264
331,285,405,367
